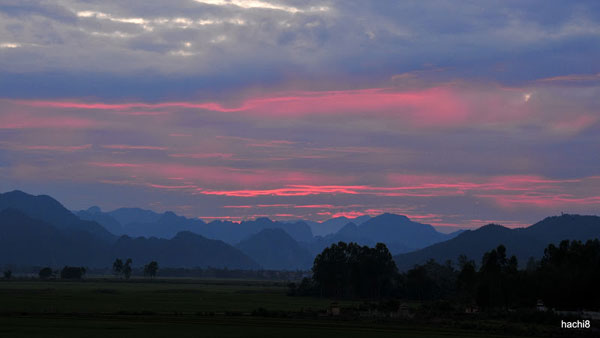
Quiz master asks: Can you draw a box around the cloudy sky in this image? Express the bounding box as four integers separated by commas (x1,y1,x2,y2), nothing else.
1,0,599,230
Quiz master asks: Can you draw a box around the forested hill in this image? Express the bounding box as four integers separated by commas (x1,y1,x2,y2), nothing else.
394,214,600,271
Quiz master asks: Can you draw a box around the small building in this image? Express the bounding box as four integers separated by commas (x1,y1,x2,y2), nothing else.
465,304,479,313
327,302,340,316
397,303,411,318
536,299,547,312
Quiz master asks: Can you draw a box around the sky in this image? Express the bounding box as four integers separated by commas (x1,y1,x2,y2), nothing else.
1,0,599,230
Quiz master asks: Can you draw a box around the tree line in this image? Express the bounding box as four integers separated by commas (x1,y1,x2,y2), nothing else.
31,258,159,280
290,239,600,311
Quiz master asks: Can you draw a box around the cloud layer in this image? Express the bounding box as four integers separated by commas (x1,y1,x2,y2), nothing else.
1,0,599,229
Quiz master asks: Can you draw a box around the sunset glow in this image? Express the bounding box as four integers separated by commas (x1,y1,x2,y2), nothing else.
1,0,599,230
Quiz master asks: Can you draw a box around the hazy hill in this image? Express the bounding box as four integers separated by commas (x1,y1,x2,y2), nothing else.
0,209,110,266
112,232,259,269
298,215,371,237
309,214,452,255
359,213,449,251
0,190,115,242
202,218,314,244
236,228,314,270
76,206,124,236
306,215,371,236
109,207,162,225
121,211,206,239
394,214,600,271
309,222,376,255
77,206,206,239
0,191,260,269
519,214,600,243
82,206,314,243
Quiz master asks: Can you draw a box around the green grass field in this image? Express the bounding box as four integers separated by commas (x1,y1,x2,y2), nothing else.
0,278,562,337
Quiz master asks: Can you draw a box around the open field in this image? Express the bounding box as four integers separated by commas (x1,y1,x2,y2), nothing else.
0,278,578,337
0,278,339,314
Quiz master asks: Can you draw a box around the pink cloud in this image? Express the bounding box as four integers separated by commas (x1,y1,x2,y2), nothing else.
102,144,168,150
329,211,373,218
476,193,600,209
169,153,234,159
536,73,600,83
22,144,92,152
0,115,99,129
12,100,246,113
84,161,353,189
146,184,197,190
3,82,596,135
2,87,470,127
198,185,367,197
89,162,142,168
294,204,335,209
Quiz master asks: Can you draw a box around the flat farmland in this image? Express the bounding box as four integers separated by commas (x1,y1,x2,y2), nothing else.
0,278,559,337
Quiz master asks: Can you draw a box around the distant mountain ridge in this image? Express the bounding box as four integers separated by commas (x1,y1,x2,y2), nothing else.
236,228,314,270
394,214,600,271
112,232,259,269
76,198,458,258
293,215,371,236
0,191,258,269
309,213,456,255
77,207,315,244
0,190,115,242
0,208,108,267
4,190,599,272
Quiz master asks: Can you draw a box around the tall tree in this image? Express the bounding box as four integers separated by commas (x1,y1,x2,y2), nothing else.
38,267,53,279
144,261,159,279
312,242,397,298
112,258,123,278
123,258,133,280
476,245,518,309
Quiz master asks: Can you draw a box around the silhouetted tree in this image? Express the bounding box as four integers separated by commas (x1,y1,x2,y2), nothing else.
39,267,53,279
403,259,456,301
3,269,12,279
456,254,477,305
144,261,158,279
60,266,86,279
312,242,397,298
123,258,133,280
476,245,518,309
538,239,600,310
113,258,124,278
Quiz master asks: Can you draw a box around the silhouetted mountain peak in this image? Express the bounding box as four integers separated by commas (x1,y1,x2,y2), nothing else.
86,206,102,213
1,190,115,242
236,228,313,270
159,211,182,223
171,230,204,241
475,223,509,232
337,222,358,236
521,214,600,243
372,213,410,223
242,228,291,241
1,190,69,215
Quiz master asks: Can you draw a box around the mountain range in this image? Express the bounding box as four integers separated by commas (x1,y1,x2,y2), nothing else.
2,190,600,272
0,191,257,269
393,214,600,271
75,204,455,256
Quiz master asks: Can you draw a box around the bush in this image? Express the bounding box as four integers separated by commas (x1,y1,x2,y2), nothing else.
60,266,86,279
39,267,54,279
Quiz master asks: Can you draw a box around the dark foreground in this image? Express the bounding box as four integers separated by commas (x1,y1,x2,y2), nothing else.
0,278,593,337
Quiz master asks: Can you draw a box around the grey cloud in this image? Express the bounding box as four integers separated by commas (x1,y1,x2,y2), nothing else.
0,0,599,97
